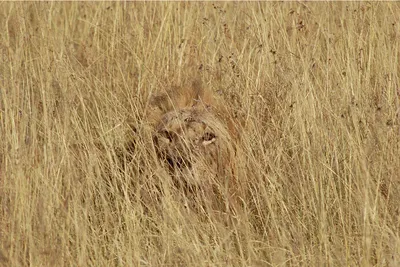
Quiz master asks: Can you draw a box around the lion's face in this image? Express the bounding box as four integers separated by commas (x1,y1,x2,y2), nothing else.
153,107,231,187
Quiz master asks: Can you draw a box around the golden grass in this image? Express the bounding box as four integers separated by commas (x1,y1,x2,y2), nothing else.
1,2,400,266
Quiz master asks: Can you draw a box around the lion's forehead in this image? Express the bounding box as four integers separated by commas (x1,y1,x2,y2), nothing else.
161,108,202,122
159,109,212,133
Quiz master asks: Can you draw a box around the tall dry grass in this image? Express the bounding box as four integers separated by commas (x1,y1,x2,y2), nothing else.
1,2,400,266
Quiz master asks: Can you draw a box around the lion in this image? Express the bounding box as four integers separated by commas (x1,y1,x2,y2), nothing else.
147,80,243,216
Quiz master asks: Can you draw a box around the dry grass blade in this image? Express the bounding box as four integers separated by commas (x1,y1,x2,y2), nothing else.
0,2,400,266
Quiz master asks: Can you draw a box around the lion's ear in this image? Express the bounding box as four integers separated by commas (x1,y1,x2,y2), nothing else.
144,93,170,126
191,79,204,102
190,79,217,109
149,93,172,113
165,79,207,109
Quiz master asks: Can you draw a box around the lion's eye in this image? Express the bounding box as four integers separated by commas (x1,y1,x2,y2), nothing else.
203,132,215,141
160,130,173,142
184,117,195,123
202,132,216,146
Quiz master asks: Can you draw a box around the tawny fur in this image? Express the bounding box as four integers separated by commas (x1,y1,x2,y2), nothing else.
147,80,242,214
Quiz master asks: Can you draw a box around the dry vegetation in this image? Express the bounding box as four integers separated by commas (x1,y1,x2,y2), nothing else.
1,2,400,266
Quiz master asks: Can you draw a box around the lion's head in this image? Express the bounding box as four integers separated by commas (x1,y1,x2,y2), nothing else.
153,105,234,186
146,80,241,214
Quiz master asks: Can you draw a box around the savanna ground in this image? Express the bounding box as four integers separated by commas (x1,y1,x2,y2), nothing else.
1,2,400,266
